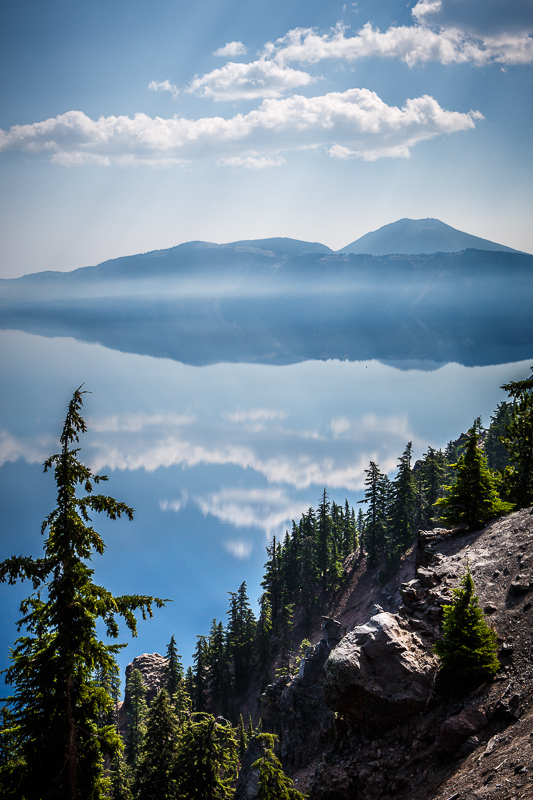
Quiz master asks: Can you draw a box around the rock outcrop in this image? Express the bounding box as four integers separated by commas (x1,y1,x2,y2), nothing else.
324,611,438,728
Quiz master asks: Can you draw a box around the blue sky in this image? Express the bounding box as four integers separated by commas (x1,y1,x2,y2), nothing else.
1,0,532,278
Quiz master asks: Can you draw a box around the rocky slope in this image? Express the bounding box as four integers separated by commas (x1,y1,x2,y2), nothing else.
253,507,533,799
125,506,533,799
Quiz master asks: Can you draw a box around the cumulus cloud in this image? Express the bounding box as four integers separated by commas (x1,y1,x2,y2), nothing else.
196,487,308,537
213,41,248,57
413,0,533,38
0,91,482,166
186,58,315,101
90,412,195,433
159,492,188,514
148,79,180,99
224,540,253,559
267,19,533,67
216,154,286,169
0,429,52,467
223,408,289,423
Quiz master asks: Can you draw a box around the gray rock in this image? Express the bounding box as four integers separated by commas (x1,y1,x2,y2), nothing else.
324,612,437,729
435,707,488,755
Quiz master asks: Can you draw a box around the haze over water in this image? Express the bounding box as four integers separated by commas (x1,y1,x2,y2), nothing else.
0,327,529,681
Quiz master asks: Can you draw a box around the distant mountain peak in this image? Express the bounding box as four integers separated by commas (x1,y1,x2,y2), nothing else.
339,218,520,256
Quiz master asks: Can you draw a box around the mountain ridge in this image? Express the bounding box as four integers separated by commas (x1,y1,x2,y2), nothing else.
338,217,521,256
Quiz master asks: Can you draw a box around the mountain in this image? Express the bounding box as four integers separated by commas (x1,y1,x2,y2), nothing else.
1,228,532,368
339,218,521,256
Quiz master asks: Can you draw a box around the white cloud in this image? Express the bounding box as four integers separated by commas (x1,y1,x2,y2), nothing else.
89,412,195,433
213,41,248,57
223,408,288,423
159,492,188,514
266,19,533,67
0,91,482,166
224,540,253,559
186,58,315,101
216,154,286,169
148,79,180,99
196,487,307,537
0,429,51,467
413,0,533,38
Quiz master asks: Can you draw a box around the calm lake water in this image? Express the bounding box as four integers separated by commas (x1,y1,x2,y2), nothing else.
0,327,530,682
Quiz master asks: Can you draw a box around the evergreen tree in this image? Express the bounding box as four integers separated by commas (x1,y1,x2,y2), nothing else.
109,748,132,800
135,689,179,800
485,402,513,471
237,714,248,759
316,488,332,588
0,387,165,800
191,636,209,712
500,368,533,508
261,537,281,623
418,446,447,527
174,713,238,800
252,733,306,800
165,635,184,698
434,565,500,684
390,441,417,554
359,461,388,564
256,592,273,685
125,668,148,772
207,619,231,717
226,583,256,693
435,419,513,527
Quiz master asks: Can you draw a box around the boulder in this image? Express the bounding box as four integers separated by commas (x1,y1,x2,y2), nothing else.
435,706,488,755
324,612,437,729
124,652,167,709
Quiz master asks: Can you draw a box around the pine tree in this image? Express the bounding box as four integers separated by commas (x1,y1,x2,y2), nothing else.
174,713,238,800
390,442,417,554
316,488,332,588
434,565,500,684
191,635,209,712
135,689,179,800
125,668,148,772
435,419,513,528
500,368,533,508
359,461,389,564
252,733,306,800
165,635,184,698
485,402,512,471
0,387,165,800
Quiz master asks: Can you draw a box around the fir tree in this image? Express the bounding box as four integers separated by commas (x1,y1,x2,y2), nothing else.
390,442,416,554
500,368,533,508
125,668,148,772
0,387,165,800
435,419,513,527
135,689,179,800
252,733,306,800
359,461,388,564
434,565,500,684
165,635,184,698
191,636,209,712
174,713,238,800
485,402,513,471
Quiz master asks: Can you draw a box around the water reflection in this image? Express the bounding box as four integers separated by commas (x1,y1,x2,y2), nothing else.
0,328,530,672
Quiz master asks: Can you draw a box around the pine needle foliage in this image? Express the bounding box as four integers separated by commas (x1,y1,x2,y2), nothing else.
135,689,179,800
0,387,166,800
174,713,238,800
252,733,306,799
434,565,500,685
434,419,513,528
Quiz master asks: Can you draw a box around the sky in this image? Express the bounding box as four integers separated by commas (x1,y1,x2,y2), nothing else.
1,0,532,278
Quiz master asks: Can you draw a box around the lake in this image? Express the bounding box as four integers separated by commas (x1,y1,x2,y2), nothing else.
0,327,530,684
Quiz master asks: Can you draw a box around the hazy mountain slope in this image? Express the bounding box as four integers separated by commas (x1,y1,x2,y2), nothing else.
340,218,521,255
1,248,532,367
